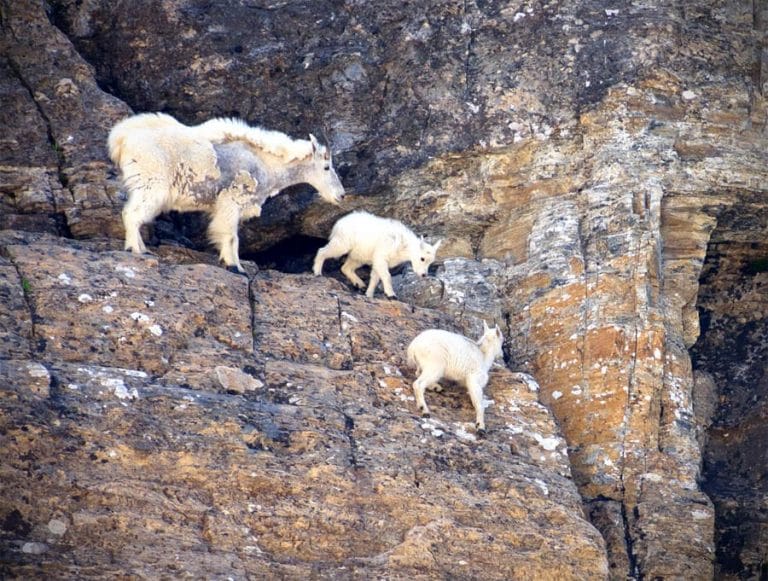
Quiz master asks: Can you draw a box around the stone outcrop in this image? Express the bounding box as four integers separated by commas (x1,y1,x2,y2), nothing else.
692,228,768,579
2,0,768,578
0,233,607,579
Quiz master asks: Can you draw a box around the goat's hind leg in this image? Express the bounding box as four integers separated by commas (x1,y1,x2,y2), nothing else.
122,189,164,255
340,258,366,290
413,368,442,419
313,236,350,276
466,372,488,437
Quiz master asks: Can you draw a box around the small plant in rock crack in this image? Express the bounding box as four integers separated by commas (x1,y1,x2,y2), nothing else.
21,278,32,295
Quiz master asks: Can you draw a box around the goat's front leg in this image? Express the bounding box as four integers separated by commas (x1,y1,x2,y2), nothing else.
365,269,380,298
370,256,396,298
466,372,488,437
209,199,244,274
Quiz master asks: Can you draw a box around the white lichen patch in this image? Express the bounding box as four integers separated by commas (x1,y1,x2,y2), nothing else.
682,90,697,101
47,519,68,536
115,264,136,278
148,324,163,336
26,363,49,379
130,312,150,323
57,273,72,285
420,419,445,438
533,433,561,451
513,373,540,392
22,542,47,555
454,424,477,442
552,391,563,400
393,387,414,402
533,478,550,496
78,293,93,303
117,384,139,400
101,377,139,400
692,510,711,521
382,364,402,377
341,311,359,323
445,287,466,304
102,305,114,314
101,376,124,390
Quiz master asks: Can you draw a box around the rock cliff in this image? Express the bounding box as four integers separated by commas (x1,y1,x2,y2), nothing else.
1,0,767,578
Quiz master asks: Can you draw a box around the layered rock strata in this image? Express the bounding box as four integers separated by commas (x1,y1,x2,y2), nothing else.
0,233,607,579
2,0,768,577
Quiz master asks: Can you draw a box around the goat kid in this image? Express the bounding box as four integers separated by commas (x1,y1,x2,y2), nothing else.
313,211,440,298
407,321,504,436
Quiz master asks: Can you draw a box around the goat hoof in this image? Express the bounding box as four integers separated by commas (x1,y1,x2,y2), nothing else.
421,412,430,419
226,265,247,276
126,247,152,256
386,294,398,301
477,428,487,439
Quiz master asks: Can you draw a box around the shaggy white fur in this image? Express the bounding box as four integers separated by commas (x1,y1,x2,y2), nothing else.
108,112,344,273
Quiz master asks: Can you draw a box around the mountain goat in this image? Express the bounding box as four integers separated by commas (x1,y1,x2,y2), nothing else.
312,211,441,298
108,112,345,273
407,321,504,436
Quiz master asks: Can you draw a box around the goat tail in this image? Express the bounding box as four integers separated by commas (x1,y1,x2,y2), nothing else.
107,126,128,166
406,343,417,369
108,113,180,166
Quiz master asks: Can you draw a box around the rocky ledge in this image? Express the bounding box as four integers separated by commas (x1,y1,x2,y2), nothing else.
0,232,607,579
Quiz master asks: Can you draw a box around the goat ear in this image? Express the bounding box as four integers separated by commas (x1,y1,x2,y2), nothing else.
483,320,490,332
433,239,442,251
309,133,319,154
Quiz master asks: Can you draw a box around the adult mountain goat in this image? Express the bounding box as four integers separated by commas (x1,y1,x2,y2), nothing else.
407,321,504,436
108,112,345,273
313,211,441,298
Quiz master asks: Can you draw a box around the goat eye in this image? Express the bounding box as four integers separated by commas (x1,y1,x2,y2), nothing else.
420,257,426,262
324,166,330,171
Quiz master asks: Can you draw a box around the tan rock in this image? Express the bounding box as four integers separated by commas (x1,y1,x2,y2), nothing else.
0,236,607,579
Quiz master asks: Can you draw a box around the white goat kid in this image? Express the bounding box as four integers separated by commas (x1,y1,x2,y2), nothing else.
108,112,344,274
313,211,441,298
407,321,504,436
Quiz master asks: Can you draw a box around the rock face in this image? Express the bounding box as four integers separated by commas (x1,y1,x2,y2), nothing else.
2,0,768,578
0,233,606,579
692,229,768,578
